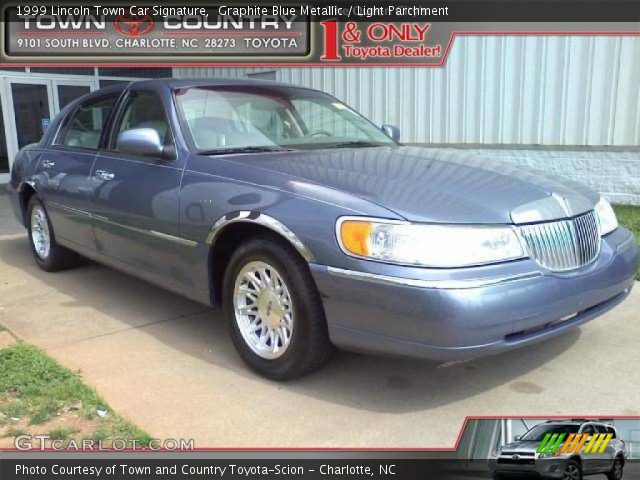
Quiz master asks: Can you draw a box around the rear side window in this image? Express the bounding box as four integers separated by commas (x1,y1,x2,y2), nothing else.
606,426,617,438
56,95,118,149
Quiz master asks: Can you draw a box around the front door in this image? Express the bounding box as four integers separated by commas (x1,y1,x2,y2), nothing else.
89,88,186,282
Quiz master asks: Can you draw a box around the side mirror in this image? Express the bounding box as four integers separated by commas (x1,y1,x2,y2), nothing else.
381,124,400,142
514,435,522,442
116,128,166,158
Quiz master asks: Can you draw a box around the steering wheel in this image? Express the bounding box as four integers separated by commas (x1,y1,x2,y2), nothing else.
307,130,332,137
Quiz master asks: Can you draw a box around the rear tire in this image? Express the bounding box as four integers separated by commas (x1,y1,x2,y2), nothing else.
27,196,79,272
223,235,333,380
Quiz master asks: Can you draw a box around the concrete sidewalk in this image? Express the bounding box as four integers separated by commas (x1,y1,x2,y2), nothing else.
0,232,638,448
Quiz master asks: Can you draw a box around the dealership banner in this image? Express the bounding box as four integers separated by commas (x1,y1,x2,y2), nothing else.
2,418,640,479
1,1,639,66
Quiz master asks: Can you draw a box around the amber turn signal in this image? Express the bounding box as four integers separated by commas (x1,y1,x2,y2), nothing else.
339,221,372,257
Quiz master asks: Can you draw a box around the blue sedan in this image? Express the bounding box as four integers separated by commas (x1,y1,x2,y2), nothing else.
7,79,638,379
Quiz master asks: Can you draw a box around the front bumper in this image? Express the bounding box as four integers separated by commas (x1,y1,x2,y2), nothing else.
489,456,568,479
311,227,638,361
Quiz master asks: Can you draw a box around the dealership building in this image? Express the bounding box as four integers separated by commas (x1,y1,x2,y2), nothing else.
1,35,639,203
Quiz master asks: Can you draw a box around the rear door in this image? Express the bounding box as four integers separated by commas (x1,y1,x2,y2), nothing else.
596,425,617,472
35,93,120,249
579,424,598,474
89,86,187,281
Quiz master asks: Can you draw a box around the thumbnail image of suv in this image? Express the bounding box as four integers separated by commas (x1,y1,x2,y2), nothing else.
489,420,626,480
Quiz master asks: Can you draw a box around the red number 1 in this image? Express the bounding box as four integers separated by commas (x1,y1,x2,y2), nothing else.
320,21,341,61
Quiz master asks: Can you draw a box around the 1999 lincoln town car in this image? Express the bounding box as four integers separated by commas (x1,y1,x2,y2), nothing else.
7,79,639,380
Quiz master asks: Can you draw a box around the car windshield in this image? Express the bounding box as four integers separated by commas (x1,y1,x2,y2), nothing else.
174,85,396,154
520,424,581,441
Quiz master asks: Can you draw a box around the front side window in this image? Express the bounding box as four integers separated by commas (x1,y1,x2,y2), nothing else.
56,95,118,149
175,86,395,153
112,91,172,150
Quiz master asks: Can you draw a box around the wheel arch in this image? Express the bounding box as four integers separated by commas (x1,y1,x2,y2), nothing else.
17,181,38,226
206,211,315,305
568,455,582,466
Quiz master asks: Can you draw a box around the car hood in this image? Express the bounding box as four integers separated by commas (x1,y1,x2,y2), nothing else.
219,146,600,224
501,441,541,453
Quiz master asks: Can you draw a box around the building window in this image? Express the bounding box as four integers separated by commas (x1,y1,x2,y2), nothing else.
97,67,172,78
99,79,131,89
30,67,95,75
0,98,8,173
247,71,277,81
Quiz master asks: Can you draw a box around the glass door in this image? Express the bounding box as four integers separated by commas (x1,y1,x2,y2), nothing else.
9,80,54,151
0,86,9,180
1,78,54,183
0,77,95,182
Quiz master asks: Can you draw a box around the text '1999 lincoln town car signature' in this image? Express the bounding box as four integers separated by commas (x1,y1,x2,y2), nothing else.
7,79,639,380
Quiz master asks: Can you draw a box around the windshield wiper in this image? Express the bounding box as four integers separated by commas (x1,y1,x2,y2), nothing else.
198,146,290,156
327,141,386,149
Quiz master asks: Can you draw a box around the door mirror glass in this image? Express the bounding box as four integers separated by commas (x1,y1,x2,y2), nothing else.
381,124,400,142
116,128,165,158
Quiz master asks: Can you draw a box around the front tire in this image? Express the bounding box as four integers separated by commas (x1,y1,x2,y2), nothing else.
607,457,624,480
223,235,333,380
27,196,79,272
563,460,582,480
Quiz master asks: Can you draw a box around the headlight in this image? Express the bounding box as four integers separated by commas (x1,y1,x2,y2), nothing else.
594,197,618,236
337,217,525,267
490,448,501,457
538,452,556,459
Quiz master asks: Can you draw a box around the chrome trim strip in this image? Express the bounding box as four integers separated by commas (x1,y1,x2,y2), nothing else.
326,266,543,290
149,230,198,247
206,211,315,263
47,201,91,217
93,216,198,247
48,202,197,247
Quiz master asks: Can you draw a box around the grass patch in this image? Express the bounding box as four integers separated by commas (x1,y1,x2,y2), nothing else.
0,343,150,447
3,427,27,438
614,205,640,280
49,427,80,441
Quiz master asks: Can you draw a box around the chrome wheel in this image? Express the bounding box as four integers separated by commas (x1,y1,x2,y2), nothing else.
30,204,51,260
233,261,294,360
564,464,581,480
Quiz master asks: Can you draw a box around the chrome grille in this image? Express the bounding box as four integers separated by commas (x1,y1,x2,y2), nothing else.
518,211,601,271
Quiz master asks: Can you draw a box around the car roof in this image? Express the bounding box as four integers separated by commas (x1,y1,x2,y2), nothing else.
541,420,614,428
66,77,318,113
132,77,309,90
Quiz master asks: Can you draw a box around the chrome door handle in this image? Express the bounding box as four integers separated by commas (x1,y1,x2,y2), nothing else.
95,170,115,181
41,159,55,169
